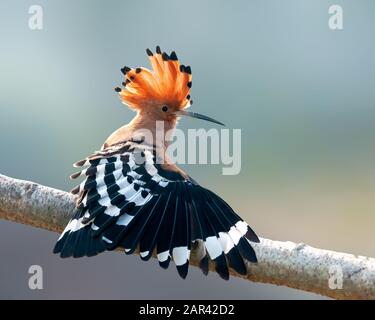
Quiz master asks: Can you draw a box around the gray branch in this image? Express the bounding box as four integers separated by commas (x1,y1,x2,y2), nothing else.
0,173,374,299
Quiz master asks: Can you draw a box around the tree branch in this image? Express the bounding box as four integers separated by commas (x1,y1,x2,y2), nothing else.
0,173,374,299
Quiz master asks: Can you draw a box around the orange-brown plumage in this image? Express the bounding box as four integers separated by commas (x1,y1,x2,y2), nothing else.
117,46,192,113
107,47,193,149
54,47,259,280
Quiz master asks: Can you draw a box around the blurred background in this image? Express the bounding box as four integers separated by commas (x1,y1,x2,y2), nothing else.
0,0,374,299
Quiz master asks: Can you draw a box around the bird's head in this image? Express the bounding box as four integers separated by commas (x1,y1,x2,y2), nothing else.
114,46,224,127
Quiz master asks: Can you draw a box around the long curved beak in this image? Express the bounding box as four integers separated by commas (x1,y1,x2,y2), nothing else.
175,110,225,126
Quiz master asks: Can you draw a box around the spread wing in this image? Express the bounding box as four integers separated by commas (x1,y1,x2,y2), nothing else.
54,140,259,279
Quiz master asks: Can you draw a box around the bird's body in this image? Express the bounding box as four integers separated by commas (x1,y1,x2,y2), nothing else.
54,47,259,279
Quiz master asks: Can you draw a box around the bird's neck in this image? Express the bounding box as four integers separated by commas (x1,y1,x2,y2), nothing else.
104,112,178,149
131,113,178,148
102,113,182,169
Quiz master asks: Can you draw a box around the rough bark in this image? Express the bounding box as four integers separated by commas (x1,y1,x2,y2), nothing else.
0,173,374,299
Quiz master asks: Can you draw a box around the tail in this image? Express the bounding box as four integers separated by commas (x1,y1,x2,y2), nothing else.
53,207,107,258
54,178,259,280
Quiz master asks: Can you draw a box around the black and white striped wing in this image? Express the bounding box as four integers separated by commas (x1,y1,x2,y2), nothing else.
54,141,259,279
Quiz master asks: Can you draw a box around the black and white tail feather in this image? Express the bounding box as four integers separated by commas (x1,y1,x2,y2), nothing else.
54,140,260,279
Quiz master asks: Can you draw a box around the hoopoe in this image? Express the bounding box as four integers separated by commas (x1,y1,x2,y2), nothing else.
54,46,259,280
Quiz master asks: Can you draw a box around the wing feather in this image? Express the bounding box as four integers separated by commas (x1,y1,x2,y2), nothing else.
54,140,259,280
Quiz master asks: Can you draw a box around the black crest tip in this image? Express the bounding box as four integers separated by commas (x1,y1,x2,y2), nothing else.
156,45,161,54
170,51,178,61
162,52,169,61
146,48,153,56
121,66,131,75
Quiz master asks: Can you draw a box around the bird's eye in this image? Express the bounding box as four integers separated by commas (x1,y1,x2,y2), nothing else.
162,105,168,112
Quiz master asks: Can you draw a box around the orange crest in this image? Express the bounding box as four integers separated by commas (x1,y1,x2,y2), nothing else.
115,46,193,111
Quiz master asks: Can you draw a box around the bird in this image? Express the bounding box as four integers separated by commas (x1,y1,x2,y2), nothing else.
53,46,260,280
